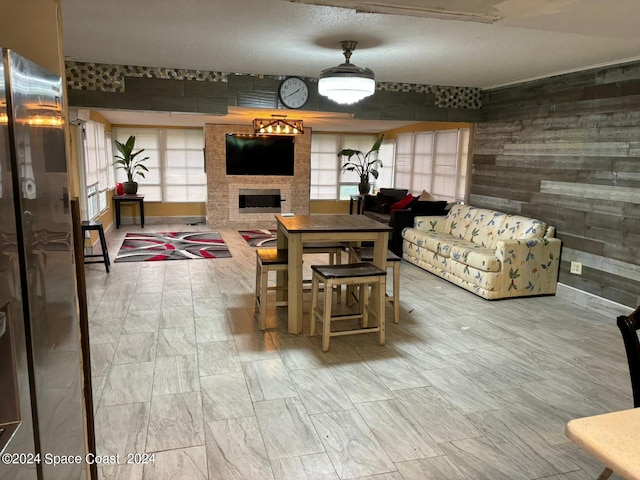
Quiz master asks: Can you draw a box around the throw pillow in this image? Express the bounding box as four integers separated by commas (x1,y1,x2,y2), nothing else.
390,193,414,213
418,190,438,201
379,188,409,201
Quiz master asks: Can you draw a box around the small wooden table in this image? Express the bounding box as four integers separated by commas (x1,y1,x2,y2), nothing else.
113,194,145,229
275,214,392,334
566,408,640,480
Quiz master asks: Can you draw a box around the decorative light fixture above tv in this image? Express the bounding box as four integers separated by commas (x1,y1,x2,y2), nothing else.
253,115,304,135
318,41,375,105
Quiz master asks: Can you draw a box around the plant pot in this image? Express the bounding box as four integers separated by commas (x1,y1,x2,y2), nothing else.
123,181,138,194
358,182,371,194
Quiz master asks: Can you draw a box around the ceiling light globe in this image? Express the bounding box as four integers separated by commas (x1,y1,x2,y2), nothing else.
318,41,375,105
318,76,375,105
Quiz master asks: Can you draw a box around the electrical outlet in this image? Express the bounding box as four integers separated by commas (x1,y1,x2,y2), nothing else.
570,261,582,275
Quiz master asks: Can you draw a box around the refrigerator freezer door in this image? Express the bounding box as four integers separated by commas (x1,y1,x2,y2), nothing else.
0,49,89,479
0,47,38,480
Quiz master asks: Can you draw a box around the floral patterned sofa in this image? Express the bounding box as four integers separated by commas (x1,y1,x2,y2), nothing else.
401,204,562,299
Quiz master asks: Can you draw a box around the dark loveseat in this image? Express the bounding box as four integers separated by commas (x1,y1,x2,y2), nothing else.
361,188,449,256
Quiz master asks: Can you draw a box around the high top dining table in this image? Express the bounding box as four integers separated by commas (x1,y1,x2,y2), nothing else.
276,214,392,334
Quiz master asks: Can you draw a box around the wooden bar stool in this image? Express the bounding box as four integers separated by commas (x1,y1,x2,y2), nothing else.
349,246,401,323
310,262,387,352
255,248,288,330
303,241,346,302
302,242,345,264
81,220,110,273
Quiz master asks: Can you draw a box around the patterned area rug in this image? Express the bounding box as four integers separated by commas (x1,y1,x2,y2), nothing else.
114,231,232,262
238,229,277,247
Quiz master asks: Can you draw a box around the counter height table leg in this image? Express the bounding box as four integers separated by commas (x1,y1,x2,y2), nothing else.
287,234,303,334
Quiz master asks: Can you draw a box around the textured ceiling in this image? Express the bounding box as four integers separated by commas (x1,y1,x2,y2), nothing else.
60,0,640,129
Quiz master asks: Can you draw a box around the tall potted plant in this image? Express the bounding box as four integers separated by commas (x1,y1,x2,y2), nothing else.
338,135,384,194
113,135,149,195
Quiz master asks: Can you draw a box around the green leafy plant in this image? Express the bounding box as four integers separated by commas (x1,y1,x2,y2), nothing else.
113,135,149,183
338,135,384,184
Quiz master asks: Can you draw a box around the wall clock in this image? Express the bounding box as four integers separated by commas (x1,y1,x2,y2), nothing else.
279,77,309,109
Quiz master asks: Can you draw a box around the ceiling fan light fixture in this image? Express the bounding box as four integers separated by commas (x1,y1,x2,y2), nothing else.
318,41,375,105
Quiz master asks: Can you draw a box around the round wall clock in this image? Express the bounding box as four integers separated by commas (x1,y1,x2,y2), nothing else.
279,77,309,109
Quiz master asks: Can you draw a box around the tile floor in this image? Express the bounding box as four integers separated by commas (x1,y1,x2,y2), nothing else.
85,223,633,480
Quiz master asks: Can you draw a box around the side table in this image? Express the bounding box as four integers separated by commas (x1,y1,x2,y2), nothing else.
113,194,145,228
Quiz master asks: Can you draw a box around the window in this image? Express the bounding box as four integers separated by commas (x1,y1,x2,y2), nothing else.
376,139,396,189
113,128,205,202
82,121,111,219
310,134,340,200
101,133,113,212
114,128,161,200
86,182,99,220
310,133,393,200
394,129,470,202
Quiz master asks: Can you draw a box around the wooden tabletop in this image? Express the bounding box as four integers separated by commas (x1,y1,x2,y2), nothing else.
276,214,392,233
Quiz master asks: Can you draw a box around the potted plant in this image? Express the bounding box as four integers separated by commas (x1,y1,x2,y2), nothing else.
338,135,384,194
113,135,149,195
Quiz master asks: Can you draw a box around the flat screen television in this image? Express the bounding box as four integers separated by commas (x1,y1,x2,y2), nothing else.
225,134,295,176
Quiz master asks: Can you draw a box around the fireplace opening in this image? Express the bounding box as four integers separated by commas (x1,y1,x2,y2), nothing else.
238,188,282,214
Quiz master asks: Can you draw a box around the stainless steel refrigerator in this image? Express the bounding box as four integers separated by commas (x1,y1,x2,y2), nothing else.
0,49,90,479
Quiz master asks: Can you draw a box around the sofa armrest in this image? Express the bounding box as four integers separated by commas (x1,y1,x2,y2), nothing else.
496,238,561,264
390,209,418,229
388,209,418,255
413,215,447,233
495,238,562,293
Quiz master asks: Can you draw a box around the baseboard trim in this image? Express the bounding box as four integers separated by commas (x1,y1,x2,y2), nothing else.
117,215,206,226
556,283,632,318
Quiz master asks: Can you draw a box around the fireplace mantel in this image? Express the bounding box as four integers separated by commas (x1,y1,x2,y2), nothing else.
205,124,311,228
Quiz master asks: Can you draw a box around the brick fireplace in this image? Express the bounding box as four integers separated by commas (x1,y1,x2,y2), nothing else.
205,124,311,228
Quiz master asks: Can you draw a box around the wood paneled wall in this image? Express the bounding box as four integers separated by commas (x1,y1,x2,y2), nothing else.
473,61,640,308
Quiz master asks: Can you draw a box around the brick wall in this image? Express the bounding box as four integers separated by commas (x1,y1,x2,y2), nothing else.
205,124,311,228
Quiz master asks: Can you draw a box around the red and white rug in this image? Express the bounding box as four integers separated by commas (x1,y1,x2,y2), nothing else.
114,231,231,262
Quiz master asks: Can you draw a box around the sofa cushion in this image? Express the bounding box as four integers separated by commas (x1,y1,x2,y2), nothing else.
390,193,414,213
444,204,479,239
402,229,480,259
368,192,395,214
417,189,438,201
372,189,409,213
414,215,446,233
497,215,546,241
450,244,502,272
379,188,408,201
463,209,507,248
419,233,458,258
